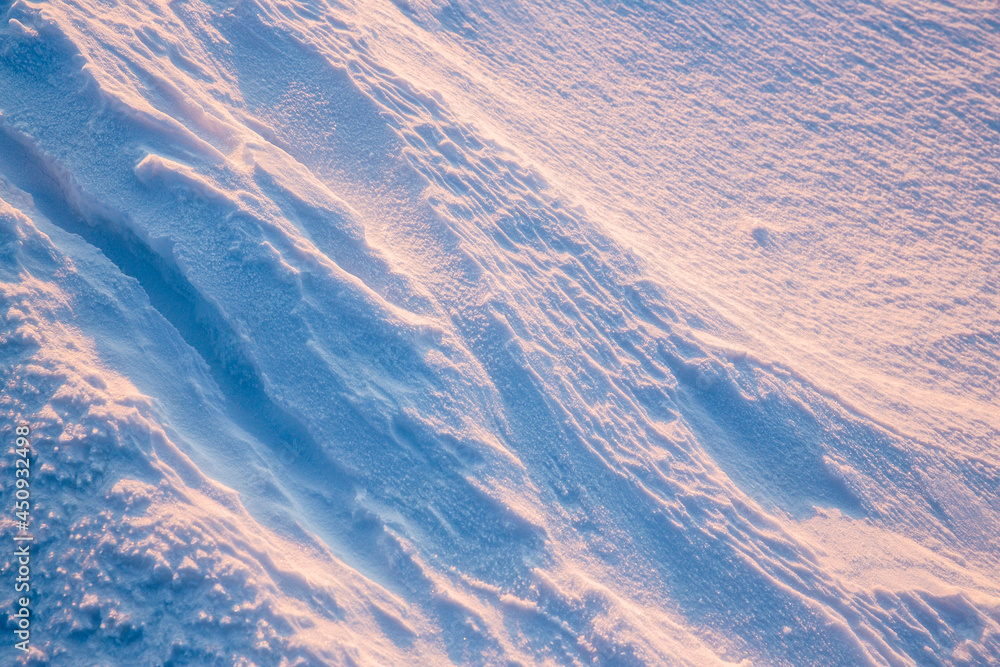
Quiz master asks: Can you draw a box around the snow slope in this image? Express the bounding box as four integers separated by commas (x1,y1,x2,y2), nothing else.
0,0,998,664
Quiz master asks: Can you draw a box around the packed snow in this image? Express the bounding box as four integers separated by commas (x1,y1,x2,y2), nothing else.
0,0,998,664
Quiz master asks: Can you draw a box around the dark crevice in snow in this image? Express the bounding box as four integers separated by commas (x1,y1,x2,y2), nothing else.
0,126,331,472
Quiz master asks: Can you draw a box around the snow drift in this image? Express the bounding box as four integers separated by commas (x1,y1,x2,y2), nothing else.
0,0,998,664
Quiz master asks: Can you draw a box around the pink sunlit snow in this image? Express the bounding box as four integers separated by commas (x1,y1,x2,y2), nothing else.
0,0,998,664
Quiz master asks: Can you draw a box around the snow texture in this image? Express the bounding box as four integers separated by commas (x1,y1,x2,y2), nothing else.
0,0,998,664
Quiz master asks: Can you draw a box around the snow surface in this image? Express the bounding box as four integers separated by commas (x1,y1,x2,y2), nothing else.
0,0,998,664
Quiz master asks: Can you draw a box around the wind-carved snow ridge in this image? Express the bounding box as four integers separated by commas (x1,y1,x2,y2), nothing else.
1,0,999,665
0,129,327,478
0,196,448,665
